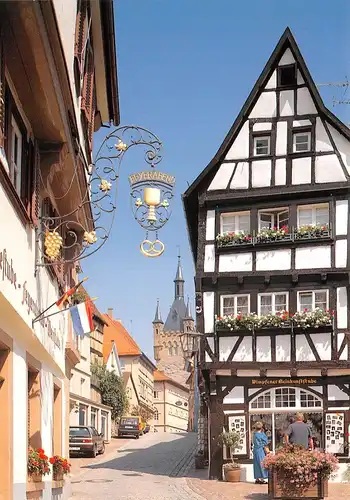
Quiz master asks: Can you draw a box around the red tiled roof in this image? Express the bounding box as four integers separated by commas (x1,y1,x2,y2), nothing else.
102,314,141,356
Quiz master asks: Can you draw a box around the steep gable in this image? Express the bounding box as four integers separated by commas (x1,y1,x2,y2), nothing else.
103,314,141,356
183,27,350,259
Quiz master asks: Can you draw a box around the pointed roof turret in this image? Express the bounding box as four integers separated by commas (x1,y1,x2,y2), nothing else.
185,296,193,319
153,299,163,324
174,254,185,300
175,254,184,282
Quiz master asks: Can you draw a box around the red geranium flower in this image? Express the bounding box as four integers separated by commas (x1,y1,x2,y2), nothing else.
49,457,55,464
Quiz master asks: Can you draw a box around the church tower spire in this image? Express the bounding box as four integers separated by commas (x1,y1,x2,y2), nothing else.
153,299,163,324
174,253,185,299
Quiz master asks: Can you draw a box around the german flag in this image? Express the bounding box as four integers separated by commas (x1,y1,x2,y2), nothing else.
56,278,86,307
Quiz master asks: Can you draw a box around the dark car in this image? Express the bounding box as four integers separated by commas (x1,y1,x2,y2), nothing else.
144,424,150,434
118,416,142,438
69,426,105,457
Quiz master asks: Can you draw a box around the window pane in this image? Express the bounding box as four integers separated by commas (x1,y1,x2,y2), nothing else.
222,215,235,233
315,207,329,226
223,297,235,316
255,137,270,155
260,213,273,229
236,296,249,315
260,295,272,315
278,210,289,228
299,292,313,311
298,208,313,226
237,214,250,232
294,133,310,152
315,291,327,310
275,294,287,312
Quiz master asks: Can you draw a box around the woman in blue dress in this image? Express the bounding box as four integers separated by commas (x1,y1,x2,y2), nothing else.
252,421,269,484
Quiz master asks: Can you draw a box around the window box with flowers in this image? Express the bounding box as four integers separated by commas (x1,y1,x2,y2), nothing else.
50,455,71,481
263,444,338,499
255,226,292,243
215,309,333,332
28,447,50,482
295,224,330,240
216,231,252,248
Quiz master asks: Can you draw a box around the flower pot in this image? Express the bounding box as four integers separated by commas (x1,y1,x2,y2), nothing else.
29,472,42,483
269,469,326,499
53,471,64,481
224,467,241,482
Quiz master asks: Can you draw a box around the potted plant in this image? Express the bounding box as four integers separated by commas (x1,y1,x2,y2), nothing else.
218,430,242,482
50,455,71,481
263,444,338,499
28,447,50,482
195,449,205,469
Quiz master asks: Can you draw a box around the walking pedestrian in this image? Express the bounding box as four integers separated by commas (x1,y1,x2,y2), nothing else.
252,421,270,484
284,412,314,450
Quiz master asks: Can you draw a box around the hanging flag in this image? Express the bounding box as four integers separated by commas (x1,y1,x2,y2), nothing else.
56,278,87,307
70,300,94,337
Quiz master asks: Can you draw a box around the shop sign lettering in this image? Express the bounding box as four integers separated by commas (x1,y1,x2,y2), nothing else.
0,248,61,349
251,378,317,386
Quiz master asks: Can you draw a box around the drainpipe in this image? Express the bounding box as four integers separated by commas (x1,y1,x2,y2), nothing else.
163,381,166,432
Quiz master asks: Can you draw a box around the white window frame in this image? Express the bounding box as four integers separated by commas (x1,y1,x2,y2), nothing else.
258,208,289,230
297,203,329,227
220,211,250,234
254,135,271,156
297,289,329,312
220,294,250,317
10,115,22,195
258,292,289,315
293,131,311,153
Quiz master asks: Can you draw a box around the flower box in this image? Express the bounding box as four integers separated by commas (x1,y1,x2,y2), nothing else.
269,469,328,499
53,471,64,481
28,472,42,483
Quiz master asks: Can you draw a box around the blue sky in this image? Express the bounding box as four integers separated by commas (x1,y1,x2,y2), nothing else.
84,0,350,359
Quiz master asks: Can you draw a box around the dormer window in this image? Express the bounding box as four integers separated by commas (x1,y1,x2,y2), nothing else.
293,131,311,152
278,64,297,87
254,136,270,156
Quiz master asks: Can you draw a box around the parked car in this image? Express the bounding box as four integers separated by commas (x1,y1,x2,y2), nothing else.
143,424,150,434
118,416,143,439
69,426,105,457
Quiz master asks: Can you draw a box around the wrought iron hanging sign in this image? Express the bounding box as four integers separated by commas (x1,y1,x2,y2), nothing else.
36,125,175,270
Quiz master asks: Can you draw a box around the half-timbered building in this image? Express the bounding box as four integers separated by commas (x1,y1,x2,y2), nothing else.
183,28,350,482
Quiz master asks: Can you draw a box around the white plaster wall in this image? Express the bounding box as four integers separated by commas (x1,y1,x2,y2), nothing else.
315,117,333,152
204,244,215,272
295,246,331,269
61,383,66,457
337,287,348,329
276,121,288,155
279,48,294,65
224,386,244,404
13,342,27,499
237,369,260,377
296,335,315,362
226,121,249,160
219,253,253,272
253,122,272,132
265,71,276,89
256,337,271,362
297,88,317,114
280,90,294,116
293,119,311,127
233,337,252,361
297,70,305,85
328,124,350,175
203,292,215,333
206,210,216,240
335,239,347,268
310,333,331,360
230,162,249,189
328,385,349,401
248,388,260,397
266,370,290,377
0,182,66,372
208,163,235,190
252,160,271,187
337,333,348,361
205,337,214,362
276,336,291,362
256,249,291,271
249,92,277,119
219,337,238,361
292,157,311,184
275,158,286,185
336,200,348,235
315,154,346,183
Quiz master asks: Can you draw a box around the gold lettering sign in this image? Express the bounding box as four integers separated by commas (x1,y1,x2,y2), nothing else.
251,378,317,386
129,171,175,186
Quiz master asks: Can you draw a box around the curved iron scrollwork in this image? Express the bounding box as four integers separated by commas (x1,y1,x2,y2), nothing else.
36,125,175,268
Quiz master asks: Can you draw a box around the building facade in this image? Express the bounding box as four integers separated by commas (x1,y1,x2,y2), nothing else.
183,28,350,482
153,370,189,433
0,1,118,498
104,310,156,425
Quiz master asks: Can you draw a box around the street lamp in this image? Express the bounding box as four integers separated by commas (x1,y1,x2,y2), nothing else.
179,330,203,370
36,125,175,272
